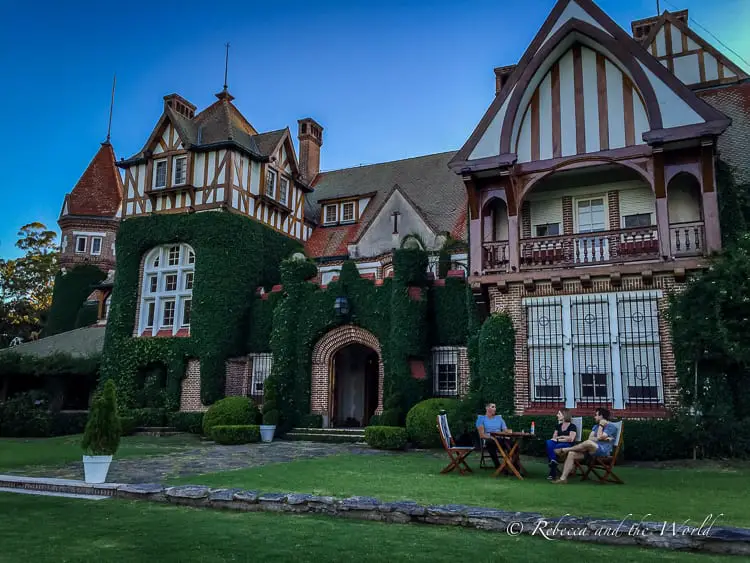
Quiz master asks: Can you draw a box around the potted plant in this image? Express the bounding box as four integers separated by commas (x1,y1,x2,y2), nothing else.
81,380,121,483
260,401,279,443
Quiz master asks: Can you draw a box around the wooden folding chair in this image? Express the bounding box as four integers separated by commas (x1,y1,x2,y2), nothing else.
581,421,625,484
479,436,493,469
437,412,474,475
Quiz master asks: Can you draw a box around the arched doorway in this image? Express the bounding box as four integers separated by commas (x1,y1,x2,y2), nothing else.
311,325,384,428
332,344,379,428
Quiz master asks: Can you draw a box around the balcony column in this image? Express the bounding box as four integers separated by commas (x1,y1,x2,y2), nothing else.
655,197,671,258
508,215,520,272
702,191,721,252
470,218,483,276
701,142,722,253
653,151,671,259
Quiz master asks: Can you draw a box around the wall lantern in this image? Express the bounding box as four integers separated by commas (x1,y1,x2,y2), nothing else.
334,296,350,317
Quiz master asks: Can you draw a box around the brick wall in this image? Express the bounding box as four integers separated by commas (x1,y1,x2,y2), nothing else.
310,324,384,426
225,358,250,397
458,347,470,396
489,274,686,417
59,219,118,272
179,359,207,412
521,202,531,238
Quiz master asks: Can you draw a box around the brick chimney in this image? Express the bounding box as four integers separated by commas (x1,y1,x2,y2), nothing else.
298,118,323,182
494,65,516,95
163,93,196,119
631,9,688,42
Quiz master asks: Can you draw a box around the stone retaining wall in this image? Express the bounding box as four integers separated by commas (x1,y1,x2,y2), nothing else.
2,475,747,556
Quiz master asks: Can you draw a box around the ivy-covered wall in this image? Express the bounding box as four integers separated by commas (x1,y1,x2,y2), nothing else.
263,251,473,430
46,265,106,336
101,212,301,409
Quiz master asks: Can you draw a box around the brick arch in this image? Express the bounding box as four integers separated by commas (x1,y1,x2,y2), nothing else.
310,324,384,427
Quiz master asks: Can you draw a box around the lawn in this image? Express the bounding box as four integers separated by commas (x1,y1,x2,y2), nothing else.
0,434,201,471
170,452,749,528
0,493,739,563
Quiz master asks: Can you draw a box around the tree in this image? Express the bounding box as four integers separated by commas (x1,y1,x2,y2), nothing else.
0,222,58,340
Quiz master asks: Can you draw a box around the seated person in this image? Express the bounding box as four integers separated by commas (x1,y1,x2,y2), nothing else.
476,402,514,470
546,408,577,480
553,407,619,484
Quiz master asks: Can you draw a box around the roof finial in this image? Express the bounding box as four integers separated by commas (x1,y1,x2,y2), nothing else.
657,0,661,15
223,42,230,92
106,73,116,144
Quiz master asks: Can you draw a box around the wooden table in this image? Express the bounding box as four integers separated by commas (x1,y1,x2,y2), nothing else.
489,431,536,480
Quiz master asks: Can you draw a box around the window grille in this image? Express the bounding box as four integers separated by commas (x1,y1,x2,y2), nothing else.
249,353,272,402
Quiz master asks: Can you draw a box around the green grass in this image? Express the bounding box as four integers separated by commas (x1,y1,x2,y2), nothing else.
0,434,201,471
170,452,749,528
0,493,738,562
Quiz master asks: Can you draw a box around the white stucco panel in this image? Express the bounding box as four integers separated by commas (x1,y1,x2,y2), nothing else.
637,60,704,128
468,92,513,160
539,1,609,52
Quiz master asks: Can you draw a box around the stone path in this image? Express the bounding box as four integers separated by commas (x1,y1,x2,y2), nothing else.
8,440,393,484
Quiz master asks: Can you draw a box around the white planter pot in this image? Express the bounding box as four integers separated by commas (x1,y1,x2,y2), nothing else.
82,455,113,484
259,425,276,443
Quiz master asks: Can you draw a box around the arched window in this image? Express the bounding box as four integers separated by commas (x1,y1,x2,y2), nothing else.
138,243,195,336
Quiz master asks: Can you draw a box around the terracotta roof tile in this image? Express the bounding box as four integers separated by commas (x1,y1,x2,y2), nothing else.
63,143,122,217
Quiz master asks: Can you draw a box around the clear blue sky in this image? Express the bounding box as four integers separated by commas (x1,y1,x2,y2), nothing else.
1,0,748,259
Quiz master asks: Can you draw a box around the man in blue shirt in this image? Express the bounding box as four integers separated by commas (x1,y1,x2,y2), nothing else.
476,402,512,469
553,407,619,484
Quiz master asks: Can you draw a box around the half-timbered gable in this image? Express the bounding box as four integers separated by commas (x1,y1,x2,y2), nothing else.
117,91,313,242
633,10,748,90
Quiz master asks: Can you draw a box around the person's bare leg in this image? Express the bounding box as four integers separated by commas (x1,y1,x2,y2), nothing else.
558,451,583,481
557,441,598,482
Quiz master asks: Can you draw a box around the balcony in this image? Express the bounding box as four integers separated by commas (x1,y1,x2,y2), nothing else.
482,222,706,272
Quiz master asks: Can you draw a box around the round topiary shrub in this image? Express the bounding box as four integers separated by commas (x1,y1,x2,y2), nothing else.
405,398,459,448
364,426,407,450
202,397,261,436
211,424,260,445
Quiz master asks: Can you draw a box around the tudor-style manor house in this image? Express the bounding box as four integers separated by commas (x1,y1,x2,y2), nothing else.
54,0,749,424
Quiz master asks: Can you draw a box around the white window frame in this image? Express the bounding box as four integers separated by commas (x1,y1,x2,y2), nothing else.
432,347,459,396
172,155,188,187
574,195,609,234
153,159,168,189
324,204,338,225
138,243,195,336
90,237,102,256
341,202,356,223
523,290,664,410
75,236,87,253
249,353,273,397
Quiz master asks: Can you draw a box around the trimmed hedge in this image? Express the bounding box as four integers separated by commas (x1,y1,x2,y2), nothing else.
477,313,515,414
298,414,323,429
406,398,461,448
168,411,204,434
364,426,407,450
211,424,260,445
202,397,261,436
46,265,107,336
128,407,168,428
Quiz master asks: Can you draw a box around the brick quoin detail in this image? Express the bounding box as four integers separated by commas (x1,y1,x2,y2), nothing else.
489,274,684,418
521,202,532,238
179,359,207,412
311,325,384,426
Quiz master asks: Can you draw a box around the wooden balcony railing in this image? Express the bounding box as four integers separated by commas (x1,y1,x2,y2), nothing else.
482,240,510,273
480,223,707,274
670,221,705,257
519,226,660,269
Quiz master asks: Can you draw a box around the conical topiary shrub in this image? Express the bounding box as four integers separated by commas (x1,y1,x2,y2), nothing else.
82,379,122,456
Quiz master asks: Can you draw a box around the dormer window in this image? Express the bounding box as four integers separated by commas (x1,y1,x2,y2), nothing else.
154,159,168,189
342,202,355,223
173,156,188,186
324,205,337,225
266,169,277,199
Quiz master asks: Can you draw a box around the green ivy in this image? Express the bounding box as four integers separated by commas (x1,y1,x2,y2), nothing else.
246,291,283,353
428,277,470,346
477,313,515,414
101,212,300,409
46,265,106,336
264,250,474,432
